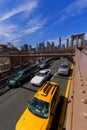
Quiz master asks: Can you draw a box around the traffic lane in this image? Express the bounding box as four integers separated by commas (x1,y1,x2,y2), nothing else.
0,71,40,104
50,58,71,130
51,78,67,130
0,58,62,97
0,58,54,96
0,82,39,130
0,58,70,130
50,58,70,96
0,64,57,130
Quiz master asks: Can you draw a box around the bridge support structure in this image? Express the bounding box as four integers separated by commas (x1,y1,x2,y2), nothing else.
71,33,85,47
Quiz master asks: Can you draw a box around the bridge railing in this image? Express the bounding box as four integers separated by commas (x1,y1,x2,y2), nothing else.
66,48,87,130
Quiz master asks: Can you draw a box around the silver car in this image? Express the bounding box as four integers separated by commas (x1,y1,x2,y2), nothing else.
38,60,49,69
58,62,70,76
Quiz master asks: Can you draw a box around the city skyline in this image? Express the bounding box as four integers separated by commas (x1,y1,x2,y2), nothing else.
0,0,87,48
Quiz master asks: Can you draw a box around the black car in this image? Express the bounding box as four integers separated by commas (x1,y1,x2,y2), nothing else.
7,68,34,88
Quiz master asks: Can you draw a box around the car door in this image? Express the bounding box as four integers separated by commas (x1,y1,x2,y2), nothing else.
45,71,50,80
20,72,25,81
49,92,58,128
51,91,58,113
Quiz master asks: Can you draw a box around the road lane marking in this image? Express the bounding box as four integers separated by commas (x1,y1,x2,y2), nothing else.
58,64,74,130
51,72,57,80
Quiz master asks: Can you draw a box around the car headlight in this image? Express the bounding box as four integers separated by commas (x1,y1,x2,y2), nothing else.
9,80,16,84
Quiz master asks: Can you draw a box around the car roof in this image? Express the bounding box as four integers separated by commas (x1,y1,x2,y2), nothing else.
61,62,69,65
39,69,50,73
19,68,31,73
42,60,48,63
34,81,59,103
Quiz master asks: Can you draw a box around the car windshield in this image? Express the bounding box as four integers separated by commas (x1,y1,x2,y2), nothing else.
28,97,49,118
42,61,47,64
60,64,68,68
36,72,45,76
14,72,22,79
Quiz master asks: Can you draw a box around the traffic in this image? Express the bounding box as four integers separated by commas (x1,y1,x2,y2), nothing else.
0,57,73,130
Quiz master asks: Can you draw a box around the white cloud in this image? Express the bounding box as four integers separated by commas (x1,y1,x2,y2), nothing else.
59,0,87,21
50,0,87,25
25,18,47,34
0,17,47,44
0,0,38,21
0,25,18,37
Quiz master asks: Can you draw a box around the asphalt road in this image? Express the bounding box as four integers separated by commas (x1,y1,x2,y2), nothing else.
0,58,71,130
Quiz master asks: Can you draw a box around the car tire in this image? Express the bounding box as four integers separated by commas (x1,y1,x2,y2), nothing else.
18,82,21,86
8,85,12,89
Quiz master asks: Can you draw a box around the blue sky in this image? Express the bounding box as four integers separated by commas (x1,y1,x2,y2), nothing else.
0,0,87,48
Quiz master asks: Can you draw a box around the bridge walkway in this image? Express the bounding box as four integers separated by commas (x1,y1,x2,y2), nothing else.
66,48,87,130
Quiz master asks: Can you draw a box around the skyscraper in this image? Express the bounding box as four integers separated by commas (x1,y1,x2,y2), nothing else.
59,37,61,48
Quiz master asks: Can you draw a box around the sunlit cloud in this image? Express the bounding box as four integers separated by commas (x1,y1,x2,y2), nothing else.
0,17,47,44
51,0,87,25
0,0,87,47
25,18,47,34
0,0,38,21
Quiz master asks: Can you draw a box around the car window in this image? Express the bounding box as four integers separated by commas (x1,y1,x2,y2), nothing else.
22,69,31,75
28,97,49,118
60,65,68,68
15,72,22,78
51,91,58,111
23,70,29,75
45,71,49,75
37,72,45,76
42,61,48,64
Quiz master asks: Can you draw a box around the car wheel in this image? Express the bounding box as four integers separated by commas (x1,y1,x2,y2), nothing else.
18,82,21,86
8,85,12,89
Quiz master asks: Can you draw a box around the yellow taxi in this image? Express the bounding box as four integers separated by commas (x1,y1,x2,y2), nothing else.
16,81,61,130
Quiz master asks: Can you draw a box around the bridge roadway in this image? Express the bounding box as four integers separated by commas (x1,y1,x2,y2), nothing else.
0,58,72,130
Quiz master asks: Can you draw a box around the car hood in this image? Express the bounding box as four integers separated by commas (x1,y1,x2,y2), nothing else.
31,76,44,84
16,108,47,130
8,77,19,82
58,67,68,72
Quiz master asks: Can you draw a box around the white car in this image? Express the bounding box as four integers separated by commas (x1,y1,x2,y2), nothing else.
30,69,51,86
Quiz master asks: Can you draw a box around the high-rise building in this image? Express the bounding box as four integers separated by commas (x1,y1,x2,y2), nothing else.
29,45,32,52
52,41,55,49
62,44,65,48
46,41,51,50
36,44,39,51
39,42,45,51
21,44,29,51
66,39,69,48
58,37,61,48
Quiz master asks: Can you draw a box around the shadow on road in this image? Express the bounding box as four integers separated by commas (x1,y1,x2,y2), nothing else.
0,84,10,96
21,86,37,93
51,95,68,130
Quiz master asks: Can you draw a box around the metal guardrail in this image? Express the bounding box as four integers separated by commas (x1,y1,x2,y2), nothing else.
66,49,87,130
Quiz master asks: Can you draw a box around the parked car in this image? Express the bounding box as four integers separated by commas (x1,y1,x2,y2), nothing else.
7,68,34,88
58,62,70,76
38,60,49,69
15,81,61,130
30,69,51,86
